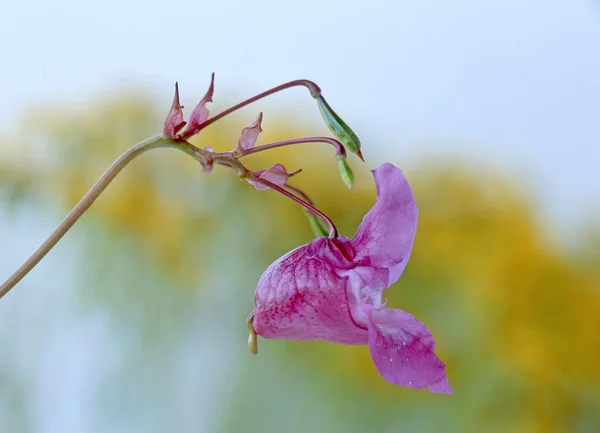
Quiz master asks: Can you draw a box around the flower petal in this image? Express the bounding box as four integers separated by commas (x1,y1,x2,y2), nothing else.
253,238,367,345
162,82,186,139
366,306,451,394
181,73,215,138
351,163,418,287
235,112,263,153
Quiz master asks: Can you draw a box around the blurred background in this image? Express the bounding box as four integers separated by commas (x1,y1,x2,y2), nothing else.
1,0,599,432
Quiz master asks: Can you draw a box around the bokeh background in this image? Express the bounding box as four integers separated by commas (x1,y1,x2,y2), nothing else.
1,1,599,432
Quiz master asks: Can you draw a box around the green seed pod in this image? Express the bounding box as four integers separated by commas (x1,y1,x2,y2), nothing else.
316,96,363,159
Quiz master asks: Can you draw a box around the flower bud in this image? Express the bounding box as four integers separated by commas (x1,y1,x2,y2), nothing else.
316,95,363,160
337,156,355,189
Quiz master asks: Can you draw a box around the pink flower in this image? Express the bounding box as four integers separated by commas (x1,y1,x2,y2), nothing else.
250,163,451,394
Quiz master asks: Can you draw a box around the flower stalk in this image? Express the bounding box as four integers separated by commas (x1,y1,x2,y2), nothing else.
249,176,338,239
239,136,346,159
283,184,330,237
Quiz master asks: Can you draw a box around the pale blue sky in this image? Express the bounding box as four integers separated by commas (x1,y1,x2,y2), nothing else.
1,0,599,234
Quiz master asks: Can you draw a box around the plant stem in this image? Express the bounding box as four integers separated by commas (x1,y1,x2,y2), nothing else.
284,184,330,237
283,184,315,205
251,177,338,238
197,79,321,131
240,137,346,158
0,135,209,300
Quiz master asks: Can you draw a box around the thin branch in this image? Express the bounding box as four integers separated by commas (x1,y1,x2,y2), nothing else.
0,135,173,299
283,184,315,205
240,137,346,158
196,79,321,131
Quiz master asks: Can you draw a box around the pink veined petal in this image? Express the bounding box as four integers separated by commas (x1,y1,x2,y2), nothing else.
181,73,215,138
366,306,451,394
248,163,300,191
253,238,368,345
426,375,452,394
162,82,186,139
351,163,418,288
235,112,263,153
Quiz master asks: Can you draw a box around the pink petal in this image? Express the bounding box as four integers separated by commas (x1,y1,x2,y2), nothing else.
181,73,215,138
427,375,453,394
351,163,418,288
344,267,391,310
235,112,263,153
162,82,186,139
248,163,300,191
253,238,367,345
366,306,451,394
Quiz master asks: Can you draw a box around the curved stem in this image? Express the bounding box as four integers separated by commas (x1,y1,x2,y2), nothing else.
197,79,321,131
240,137,346,158
251,177,338,238
0,135,207,300
283,184,315,205
284,184,330,237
